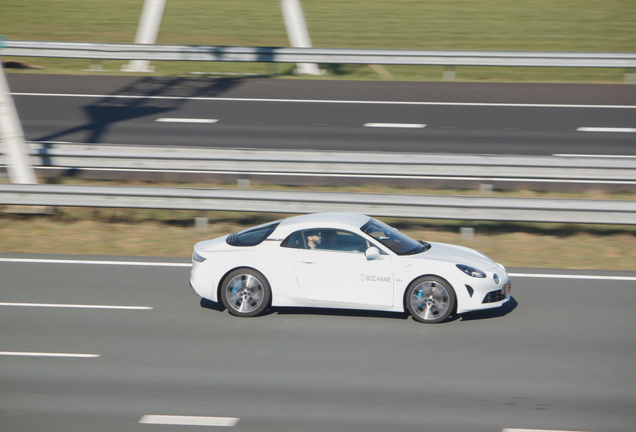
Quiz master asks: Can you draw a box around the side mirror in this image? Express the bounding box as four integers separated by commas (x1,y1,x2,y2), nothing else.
365,246,380,260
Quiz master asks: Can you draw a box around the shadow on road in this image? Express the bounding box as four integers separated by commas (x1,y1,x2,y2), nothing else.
36,76,245,144
200,296,518,323
200,298,408,320
270,306,409,321
459,296,518,321
200,297,225,312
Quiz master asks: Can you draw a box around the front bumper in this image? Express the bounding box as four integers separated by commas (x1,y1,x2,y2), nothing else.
456,274,511,314
483,280,511,303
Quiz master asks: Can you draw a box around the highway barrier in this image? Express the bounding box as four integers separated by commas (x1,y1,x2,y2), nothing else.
1,143,634,189
1,183,634,225
4,41,636,69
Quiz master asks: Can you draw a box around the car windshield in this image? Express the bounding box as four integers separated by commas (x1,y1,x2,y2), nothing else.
360,218,429,256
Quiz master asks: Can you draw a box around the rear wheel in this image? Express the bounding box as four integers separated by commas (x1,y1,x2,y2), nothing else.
221,268,271,317
406,276,456,323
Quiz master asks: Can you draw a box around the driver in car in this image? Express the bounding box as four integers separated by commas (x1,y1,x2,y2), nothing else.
306,231,322,249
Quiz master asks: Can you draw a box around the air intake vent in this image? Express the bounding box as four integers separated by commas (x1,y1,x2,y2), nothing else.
482,290,506,303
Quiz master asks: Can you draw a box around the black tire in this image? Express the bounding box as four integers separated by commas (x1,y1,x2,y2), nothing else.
220,268,271,317
405,276,456,323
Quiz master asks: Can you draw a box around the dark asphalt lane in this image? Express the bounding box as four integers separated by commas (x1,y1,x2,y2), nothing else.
8,74,636,156
1,254,635,432
7,74,636,105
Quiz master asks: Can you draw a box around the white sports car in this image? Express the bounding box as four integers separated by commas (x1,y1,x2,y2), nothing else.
190,213,511,323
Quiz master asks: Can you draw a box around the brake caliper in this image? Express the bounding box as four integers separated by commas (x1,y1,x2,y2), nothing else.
417,289,424,308
231,280,244,294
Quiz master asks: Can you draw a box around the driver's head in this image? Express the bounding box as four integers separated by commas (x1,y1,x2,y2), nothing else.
306,230,322,248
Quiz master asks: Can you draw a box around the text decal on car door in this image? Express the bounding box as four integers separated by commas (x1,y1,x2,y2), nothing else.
360,273,391,283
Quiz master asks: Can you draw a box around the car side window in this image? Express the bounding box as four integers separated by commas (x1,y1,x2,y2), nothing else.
280,230,306,249
329,230,368,252
314,229,371,253
282,228,389,255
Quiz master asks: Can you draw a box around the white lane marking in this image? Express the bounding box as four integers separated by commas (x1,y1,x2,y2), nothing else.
364,123,426,128
139,415,239,427
553,154,636,158
502,429,591,432
0,258,191,267
0,351,100,358
156,118,218,124
509,273,636,281
577,127,636,132
0,302,152,310
10,93,636,109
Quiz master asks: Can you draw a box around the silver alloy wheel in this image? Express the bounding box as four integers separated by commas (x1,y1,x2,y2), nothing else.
226,274,264,314
410,280,450,322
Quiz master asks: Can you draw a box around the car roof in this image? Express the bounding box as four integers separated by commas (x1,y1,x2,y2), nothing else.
272,213,372,238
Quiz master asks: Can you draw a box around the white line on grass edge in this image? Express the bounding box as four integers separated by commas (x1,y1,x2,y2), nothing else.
0,258,191,267
509,273,636,281
1,258,634,281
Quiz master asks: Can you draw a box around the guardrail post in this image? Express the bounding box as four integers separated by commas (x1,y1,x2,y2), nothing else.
460,226,475,240
280,0,322,76
122,0,166,72
195,213,209,231
443,66,456,81
0,41,38,185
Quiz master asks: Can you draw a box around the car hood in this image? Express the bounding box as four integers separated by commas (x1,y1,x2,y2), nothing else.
195,235,229,253
408,241,499,270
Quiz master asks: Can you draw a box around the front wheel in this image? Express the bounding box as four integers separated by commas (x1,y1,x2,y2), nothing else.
405,276,456,323
221,268,271,317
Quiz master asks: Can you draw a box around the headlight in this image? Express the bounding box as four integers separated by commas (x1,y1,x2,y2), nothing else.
456,264,486,278
192,250,206,263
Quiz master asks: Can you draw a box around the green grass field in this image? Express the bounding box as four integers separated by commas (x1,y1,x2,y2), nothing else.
2,0,635,82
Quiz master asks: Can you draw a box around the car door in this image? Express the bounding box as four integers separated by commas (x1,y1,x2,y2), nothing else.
292,229,394,307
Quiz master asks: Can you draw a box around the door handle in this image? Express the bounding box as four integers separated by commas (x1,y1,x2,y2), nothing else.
301,260,316,264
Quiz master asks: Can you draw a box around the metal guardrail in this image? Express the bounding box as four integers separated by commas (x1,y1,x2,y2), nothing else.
2,143,635,186
1,183,634,224
4,41,636,68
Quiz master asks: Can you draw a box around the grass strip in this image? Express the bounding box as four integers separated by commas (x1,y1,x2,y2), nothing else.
2,0,634,83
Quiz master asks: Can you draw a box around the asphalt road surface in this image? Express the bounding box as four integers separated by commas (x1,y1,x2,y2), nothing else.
1,253,635,432
8,74,636,156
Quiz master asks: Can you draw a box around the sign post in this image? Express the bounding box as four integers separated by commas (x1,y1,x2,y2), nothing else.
280,0,321,75
122,0,167,72
0,36,37,184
